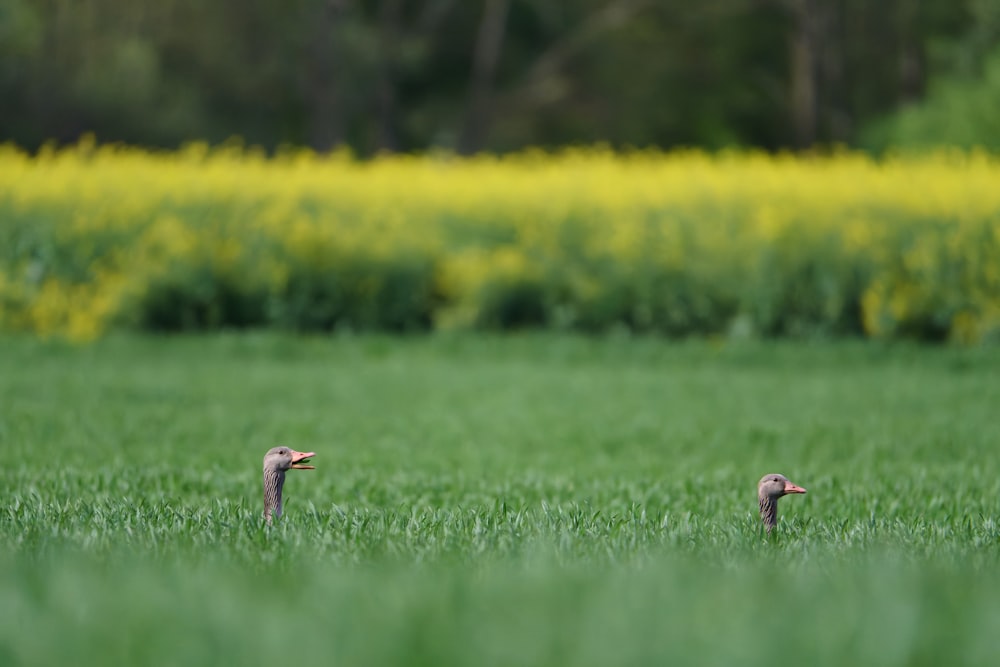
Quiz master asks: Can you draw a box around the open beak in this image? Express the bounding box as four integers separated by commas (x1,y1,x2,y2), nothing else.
290,450,316,470
784,481,807,494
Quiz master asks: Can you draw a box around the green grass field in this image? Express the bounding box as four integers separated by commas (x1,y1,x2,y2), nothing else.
2,334,999,666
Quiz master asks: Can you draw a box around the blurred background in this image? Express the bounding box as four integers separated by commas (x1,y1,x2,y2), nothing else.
2,0,999,154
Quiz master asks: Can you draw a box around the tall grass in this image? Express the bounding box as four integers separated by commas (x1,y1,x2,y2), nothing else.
1,335,999,665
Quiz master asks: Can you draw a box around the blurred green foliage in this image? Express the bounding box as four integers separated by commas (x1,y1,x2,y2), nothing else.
864,48,1000,152
0,0,991,153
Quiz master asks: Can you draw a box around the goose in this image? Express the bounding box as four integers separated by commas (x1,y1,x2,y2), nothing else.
263,446,315,524
757,473,806,533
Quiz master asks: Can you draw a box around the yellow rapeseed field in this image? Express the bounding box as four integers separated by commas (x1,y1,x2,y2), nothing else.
1,140,998,342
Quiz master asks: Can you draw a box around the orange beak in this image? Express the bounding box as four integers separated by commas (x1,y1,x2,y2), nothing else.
290,450,316,470
784,481,807,495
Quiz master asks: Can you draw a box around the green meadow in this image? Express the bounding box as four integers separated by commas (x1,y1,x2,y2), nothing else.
1,334,999,666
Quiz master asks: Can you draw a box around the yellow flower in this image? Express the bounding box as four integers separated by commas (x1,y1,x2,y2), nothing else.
2,141,999,341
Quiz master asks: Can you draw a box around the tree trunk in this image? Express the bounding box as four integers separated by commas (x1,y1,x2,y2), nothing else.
458,0,510,155
306,0,346,152
788,0,818,149
896,0,924,102
819,0,849,141
376,0,403,152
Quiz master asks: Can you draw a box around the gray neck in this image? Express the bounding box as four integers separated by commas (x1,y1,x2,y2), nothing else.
263,467,286,524
759,495,778,533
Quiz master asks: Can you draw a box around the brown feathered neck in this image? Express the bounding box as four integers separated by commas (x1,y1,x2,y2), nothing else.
759,493,779,533
263,466,286,524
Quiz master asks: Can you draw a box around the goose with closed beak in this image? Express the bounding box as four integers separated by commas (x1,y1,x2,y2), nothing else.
757,473,806,533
